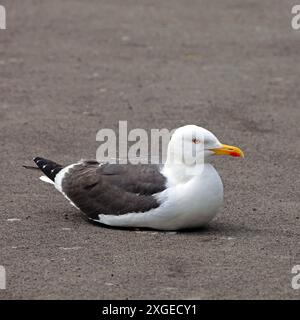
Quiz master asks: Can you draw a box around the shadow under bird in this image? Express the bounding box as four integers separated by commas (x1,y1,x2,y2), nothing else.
31,125,244,230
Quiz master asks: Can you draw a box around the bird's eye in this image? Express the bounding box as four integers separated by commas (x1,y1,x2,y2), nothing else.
192,138,201,144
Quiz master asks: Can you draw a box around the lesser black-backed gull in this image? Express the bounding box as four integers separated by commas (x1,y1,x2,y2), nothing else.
32,125,244,230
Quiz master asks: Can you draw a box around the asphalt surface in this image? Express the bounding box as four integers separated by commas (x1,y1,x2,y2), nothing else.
0,0,300,299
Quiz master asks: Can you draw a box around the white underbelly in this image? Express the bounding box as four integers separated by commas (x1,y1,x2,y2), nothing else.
97,164,224,230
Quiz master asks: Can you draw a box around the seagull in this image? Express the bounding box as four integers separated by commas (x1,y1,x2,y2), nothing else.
32,125,244,230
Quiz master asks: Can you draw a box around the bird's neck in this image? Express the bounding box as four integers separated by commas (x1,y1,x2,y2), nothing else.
162,161,209,187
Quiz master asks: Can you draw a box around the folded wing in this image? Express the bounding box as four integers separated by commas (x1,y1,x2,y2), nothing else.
61,161,167,220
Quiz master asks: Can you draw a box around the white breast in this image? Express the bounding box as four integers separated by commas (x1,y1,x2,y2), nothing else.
98,164,224,230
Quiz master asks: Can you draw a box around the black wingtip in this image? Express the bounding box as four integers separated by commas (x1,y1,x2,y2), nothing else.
33,157,63,181
23,164,39,170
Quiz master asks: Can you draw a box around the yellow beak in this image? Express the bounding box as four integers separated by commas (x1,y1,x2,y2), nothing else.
210,144,244,158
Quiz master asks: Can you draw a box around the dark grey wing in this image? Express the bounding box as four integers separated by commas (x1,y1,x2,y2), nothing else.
99,162,166,195
61,161,167,220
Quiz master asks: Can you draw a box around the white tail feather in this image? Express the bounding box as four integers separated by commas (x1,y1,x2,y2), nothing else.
39,175,54,185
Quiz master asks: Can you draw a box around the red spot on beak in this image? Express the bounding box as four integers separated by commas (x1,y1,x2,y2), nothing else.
230,151,241,157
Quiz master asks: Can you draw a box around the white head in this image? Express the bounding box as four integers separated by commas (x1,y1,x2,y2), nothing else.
164,125,244,182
